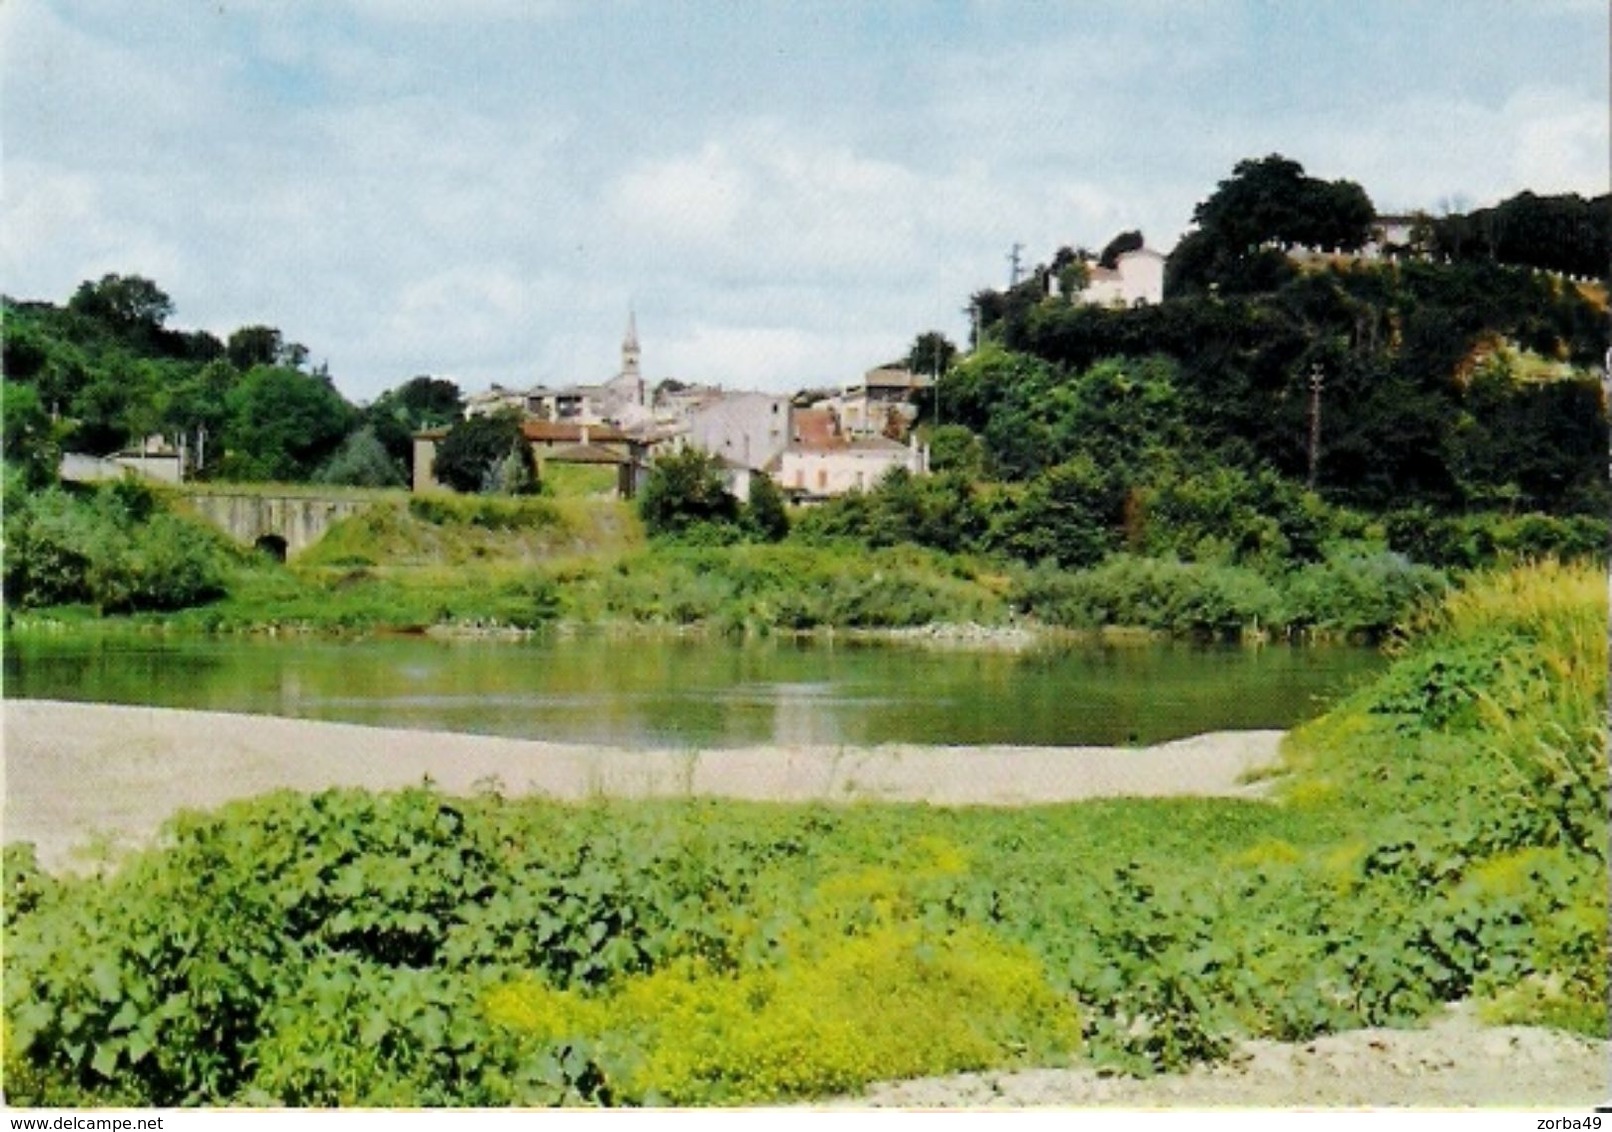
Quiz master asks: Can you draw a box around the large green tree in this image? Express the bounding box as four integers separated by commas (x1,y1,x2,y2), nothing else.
638,447,738,537
365,376,466,469
906,331,958,378
217,366,357,482
67,274,174,336
431,411,532,494
1168,155,1375,294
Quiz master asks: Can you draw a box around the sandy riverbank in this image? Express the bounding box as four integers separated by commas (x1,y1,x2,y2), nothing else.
835,1002,1609,1108
3,699,1284,870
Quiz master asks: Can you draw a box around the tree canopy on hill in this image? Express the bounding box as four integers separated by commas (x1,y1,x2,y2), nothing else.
959,155,1607,521
1166,155,1376,295
1,277,465,486
1425,190,1612,279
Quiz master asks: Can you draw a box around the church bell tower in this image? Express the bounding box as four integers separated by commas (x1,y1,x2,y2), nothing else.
622,310,643,406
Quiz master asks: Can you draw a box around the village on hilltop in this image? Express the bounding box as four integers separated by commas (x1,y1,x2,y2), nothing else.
411,313,935,504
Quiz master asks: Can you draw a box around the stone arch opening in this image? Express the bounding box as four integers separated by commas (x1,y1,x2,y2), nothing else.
254,534,289,562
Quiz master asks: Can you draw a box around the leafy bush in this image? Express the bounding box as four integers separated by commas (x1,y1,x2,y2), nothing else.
1384,508,1609,570
3,482,232,613
485,860,1080,1105
638,449,739,539
1013,555,1282,638
1279,550,1448,637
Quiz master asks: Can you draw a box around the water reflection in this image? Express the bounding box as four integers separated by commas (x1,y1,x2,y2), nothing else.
3,633,1388,749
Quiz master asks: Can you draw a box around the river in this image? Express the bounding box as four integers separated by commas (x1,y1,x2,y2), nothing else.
2,632,1388,749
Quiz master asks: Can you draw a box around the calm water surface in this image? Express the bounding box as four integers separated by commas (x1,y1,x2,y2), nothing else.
3,633,1388,749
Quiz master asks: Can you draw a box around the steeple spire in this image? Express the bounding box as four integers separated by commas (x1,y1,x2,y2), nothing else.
615,307,641,406
621,308,641,381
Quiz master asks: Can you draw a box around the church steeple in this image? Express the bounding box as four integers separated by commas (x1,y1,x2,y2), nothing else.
622,310,641,380
621,309,644,407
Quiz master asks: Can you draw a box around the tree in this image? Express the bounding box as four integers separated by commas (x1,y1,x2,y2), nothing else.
365,375,466,469
1170,155,1375,294
926,424,984,477
383,376,465,426
217,366,357,481
2,381,60,489
638,447,738,537
315,426,406,487
431,411,529,494
227,326,285,371
743,471,790,541
1098,230,1145,269
906,331,958,379
994,456,1124,569
67,275,173,335
487,441,540,495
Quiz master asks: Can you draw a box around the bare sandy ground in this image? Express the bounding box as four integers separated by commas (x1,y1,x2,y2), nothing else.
836,1004,1609,1109
3,699,1282,870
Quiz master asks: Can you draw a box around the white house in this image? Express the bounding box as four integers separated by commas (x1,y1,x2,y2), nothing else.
771,407,927,500
1076,247,1166,306
774,437,927,500
686,391,791,472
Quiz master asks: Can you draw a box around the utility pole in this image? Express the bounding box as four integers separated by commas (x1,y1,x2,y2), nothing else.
1007,242,1025,287
1603,345,1611,503
1307,362,1325,492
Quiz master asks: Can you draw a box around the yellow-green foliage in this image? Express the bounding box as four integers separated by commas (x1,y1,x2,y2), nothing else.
298,494,641,569
484,855,1080,1105
1413,557,1606,663
1224,839,1303,871
1268,560,1609,1033
542,463,621,499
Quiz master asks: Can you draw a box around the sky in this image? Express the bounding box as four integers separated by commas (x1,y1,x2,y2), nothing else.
3,0,1607,403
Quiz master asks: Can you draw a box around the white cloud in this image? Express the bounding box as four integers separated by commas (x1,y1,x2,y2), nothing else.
609,142,750,246
0,161,186,296
1506,89,1609,196
3,2,1604,405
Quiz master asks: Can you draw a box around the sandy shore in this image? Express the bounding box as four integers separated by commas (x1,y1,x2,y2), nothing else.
3,699,1284,870
837,1003,1610,1108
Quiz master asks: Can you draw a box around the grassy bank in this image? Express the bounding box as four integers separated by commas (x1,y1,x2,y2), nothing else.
3,560,1603,1105
6,479,1457,642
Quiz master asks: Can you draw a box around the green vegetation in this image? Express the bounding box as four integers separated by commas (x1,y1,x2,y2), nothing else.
1424,189,1611,279
0,475,1467,642
541,462,621,499
1,275,457,488
3,157,1605,642
2,477,237,615
4,561,1603,1105
431,411,538,496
